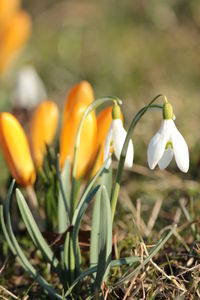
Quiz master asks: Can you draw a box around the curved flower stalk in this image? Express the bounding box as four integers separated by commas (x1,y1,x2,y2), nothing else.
0,10,31,74
104,103,134,169
60,81,97,178
0,112,35,186
29,100,59,169
147,101,189,173
13,65,47,109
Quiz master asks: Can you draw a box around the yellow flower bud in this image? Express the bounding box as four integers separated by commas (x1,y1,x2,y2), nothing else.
0,10,32,73
0,0,20,31
0,112,35,186
29,100,59,169
60,82,97,178
63,81,94,119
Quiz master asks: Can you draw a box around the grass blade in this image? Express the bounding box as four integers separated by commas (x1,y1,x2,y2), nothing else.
110,224,177,288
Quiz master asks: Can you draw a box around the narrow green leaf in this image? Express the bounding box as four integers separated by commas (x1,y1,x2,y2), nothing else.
57,156,71,233
16,189,60,272
0,205,16,255
95,186,112,289
65,256,141,296
5,181,64,299
65,157,110,278
72,185,100,276
90,187,102,268
74,157,110,221
99,167,112,198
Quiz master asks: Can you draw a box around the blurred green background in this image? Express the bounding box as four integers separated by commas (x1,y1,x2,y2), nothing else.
1,0,200,182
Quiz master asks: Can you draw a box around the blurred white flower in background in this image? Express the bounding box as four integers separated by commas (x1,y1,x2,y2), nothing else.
13,65,47,109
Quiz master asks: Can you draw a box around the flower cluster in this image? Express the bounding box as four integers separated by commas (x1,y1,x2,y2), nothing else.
0,100,59,186
0,81,189,189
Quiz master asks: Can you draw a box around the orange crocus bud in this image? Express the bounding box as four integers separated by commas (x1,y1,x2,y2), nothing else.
29,100,59,169
63,81,94,120
90,107,123,177
0,112,35,186
0,10,32,73
0,0,20,31
60,82,97,178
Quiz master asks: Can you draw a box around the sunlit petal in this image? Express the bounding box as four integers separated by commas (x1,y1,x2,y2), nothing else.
147,120,169,170
112,119,134,168
171,122,189,173
158,147,173,170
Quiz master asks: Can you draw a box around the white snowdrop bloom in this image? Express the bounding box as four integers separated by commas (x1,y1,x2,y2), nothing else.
147,102,189,173
104,104,134,169
13,65,47,109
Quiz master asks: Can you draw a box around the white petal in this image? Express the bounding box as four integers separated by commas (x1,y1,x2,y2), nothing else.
171,122,189,173
104,125,113,169
112,119,134,168
158,147,173,170
147,120,170,170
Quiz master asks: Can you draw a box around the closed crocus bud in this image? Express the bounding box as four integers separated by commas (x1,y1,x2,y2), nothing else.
63,81,94,119
60,81,96,178
0,0,20,31
0,10,32,73
0,112,35,186
29,101,59,169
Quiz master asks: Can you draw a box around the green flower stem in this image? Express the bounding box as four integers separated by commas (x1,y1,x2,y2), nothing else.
68,97,122,283
70,96,122,218
111,95,164,222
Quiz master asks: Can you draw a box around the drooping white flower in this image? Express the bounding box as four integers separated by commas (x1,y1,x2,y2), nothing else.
147,102,189,173
13,65,47,109
104,104,134,169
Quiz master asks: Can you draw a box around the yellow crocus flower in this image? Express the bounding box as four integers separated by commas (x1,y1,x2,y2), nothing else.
0,112,35,186
63,80,94,119
0,0,20,31
0,10,32,73
60,81,97,178
29,100,59,169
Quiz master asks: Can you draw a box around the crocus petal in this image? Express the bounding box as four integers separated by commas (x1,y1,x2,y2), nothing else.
158,147,173,170
147,120,169,170
171,122,189,173
112,119,134,168
0,11,32,74
0,112,35,186
104,125,113,169
29,100,59,169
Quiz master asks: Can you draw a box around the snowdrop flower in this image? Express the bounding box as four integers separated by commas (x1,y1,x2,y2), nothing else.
104,103,134,169
147,101,189,173
13,65,47,109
